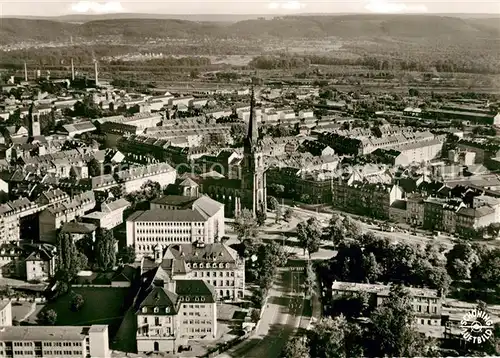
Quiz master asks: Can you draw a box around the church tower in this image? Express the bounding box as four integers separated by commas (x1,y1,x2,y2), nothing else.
240,86,267,216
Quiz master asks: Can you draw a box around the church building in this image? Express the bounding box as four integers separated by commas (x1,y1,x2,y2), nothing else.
196,88,267,217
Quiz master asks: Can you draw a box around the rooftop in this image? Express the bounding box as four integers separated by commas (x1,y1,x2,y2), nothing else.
0,326,91,341
127,209,207,222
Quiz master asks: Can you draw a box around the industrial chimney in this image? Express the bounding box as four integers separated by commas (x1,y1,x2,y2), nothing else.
71,58,75,81
24,62,28,82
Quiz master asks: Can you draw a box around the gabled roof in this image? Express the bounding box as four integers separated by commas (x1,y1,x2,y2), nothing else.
137,286,178,315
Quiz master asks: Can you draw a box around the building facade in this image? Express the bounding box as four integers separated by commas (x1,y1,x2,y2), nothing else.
0,325,109,358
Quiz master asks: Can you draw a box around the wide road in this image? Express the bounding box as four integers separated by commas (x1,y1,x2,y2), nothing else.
217,268,305,358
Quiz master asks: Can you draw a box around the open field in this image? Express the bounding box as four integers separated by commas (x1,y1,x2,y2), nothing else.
33,287,129,338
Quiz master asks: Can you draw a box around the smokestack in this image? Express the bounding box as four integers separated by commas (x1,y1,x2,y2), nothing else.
24,62,28,82
94,61,99,86
71,58,75,81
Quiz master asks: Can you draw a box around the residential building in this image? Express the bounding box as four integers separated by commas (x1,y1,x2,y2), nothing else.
142,242,245,301
39,191,96,243
115,163,177,194
25,245,56,282
135,267,217,354
330,282,442,327
0,325,109,358
0,198,40,244
82,198,130,229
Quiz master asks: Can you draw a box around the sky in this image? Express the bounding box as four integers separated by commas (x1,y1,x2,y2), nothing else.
0,0,498,17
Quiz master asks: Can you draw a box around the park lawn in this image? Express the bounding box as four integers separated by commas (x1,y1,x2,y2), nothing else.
43,287,129,337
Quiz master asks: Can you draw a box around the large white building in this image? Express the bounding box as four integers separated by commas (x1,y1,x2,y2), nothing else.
127,195,224,258
0,325,109,358
142,242,245,301
135,266,217,354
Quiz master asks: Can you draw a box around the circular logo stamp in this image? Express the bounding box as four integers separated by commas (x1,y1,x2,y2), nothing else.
460,309,494,344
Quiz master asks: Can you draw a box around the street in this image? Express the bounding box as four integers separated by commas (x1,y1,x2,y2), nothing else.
217,268,305,358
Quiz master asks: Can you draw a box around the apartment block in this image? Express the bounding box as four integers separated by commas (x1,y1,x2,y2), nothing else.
0,325,109,358
39,191,96,243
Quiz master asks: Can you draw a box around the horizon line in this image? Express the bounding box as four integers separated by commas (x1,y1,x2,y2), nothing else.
2,11,500,18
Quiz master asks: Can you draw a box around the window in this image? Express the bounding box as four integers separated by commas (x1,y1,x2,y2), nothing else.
142,307,147,313
154,307,159,313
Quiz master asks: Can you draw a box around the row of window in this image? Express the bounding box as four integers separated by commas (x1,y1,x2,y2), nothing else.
136,236,198,243
137,222,204,227
184,327,212,333
194,271,235,277
183,304,206,309
205,280,235,287
189,263,232,269
12,350,81,356
182,320,211,325
43,342,81,347
137,229,194,234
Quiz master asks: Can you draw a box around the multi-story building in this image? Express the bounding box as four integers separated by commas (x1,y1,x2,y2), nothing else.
0,300,12,326
39,191,96,243
331,282,442,327
0,198,40,244
115,163,177,194
127,207,217,258
142,242,244,301
82,198,130,229
25,245,57,282
151,195,224,242
135,267,217,354
406,195,425,227
0,325,109,358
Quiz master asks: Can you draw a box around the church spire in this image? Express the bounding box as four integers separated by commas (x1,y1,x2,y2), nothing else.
245,86,259,152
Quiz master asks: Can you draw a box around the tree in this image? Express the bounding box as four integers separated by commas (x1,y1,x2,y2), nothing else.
70,293,84,312
95,228,117,271
110,185,123,199
251,309,261,323
270,184,285,197
296,217,322,257
230,123,247,145
282,336,310,358
305,262,317,298
88,158,102,177
38,309,57,325
367,285,428,357
117,245,136,264
308,316,363,358
257,241,288,289
140,180,162,201
342,217,362,239
75,233,94,264
325,213,346,246
361,252,382,283
446,241,480,280
256,209,267,226
284,207,294,222
268,196,279,211
56,231,87,282
471,248,500,287
233,209,259,242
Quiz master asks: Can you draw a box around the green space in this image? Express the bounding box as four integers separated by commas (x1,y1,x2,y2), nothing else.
43,287,129,337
